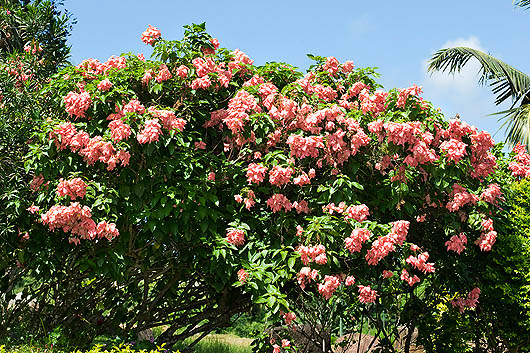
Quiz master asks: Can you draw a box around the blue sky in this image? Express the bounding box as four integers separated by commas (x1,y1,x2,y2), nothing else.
64,0,530,144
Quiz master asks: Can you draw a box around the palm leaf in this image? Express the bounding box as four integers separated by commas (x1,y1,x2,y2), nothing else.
514,0,530,9
494,104,530,148
428,47,530,107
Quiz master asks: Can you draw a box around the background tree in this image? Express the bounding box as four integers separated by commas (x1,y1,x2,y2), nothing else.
428,1,530,149
0,0,73,335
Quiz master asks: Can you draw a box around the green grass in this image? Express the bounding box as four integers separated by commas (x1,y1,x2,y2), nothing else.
0,333,253,353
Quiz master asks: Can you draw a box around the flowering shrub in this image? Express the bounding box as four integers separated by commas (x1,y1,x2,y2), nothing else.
8,23,530,351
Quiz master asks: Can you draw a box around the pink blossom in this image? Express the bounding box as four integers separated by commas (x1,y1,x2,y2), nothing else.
27,205,40,214
234,194,243,203
226,228,245,246
141,25,161,45
297,244,326,265
445,233,467,255
344,204,370,222
156,64,172,83
480,183,502,204
97,79,113,91
293,200,310,214
318,275,341,299
237,268,248,283
96,221,120,240
400,269,420,286
246,163,268,184
406,252,435,274
475,230,497,251
269,166,294,186
108,119,131,142
452,287,481,313
137,119,162,144
123,99,145,114
341,60,354,73
345,228,371,253
439,138,467,163
266,194,292,213
207,172,215,181
176,65,189,78
195,141,207,150
297,267,319,289
296,225,304,237
64,91,92,119
282,311,296,325
382,270,393,278
345,276,355,286
56,178,87,200
322,56,340,75
281,339,290,348
357,285,377,304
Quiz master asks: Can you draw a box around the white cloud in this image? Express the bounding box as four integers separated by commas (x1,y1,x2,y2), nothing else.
422,36,485,96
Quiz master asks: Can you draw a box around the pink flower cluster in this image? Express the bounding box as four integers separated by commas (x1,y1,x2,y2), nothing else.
148,107,187,131
228,49,254,73
108,119,131,142
96,221,120,241
480,183,501,204
344,204,370,222
266,193,292,213
286,134,324,159
451,287,481,313
396,84,422,108
322,56,340,76
475,217,496,251
297,244,327,265
357,285,377,304
191,56,232,88
64,90,92,119
269,166,294,187
365,220,410,265
51,122,130,170
223,90,261,134
226,228,245,246
41,202,118,243
237,268,248,283
30,174,45,191
141,25,161,45
156,64,172,83
359,89,388,116
406,252,435,273
76,56,127,79
446,183,478,212
323,202,347,215
318,275,341,299
137,119,162,144
56,178,87,200
400,269,420,286
445,233,467,255
345,228,371,253
282,311,296,325
246,163,267,184
439,138,467,163
97,78,113,91
124,99,146,114
509,143,530,177
297,266,319,290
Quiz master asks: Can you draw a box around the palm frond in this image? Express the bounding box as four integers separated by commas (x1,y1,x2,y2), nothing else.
428,47,530,107
495,104,530,148
514,0,530,10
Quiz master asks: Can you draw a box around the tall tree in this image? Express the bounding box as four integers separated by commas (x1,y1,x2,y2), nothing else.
428,1,530,148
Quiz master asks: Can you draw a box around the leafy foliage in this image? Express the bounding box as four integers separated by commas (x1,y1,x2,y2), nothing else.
2,21,530,353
